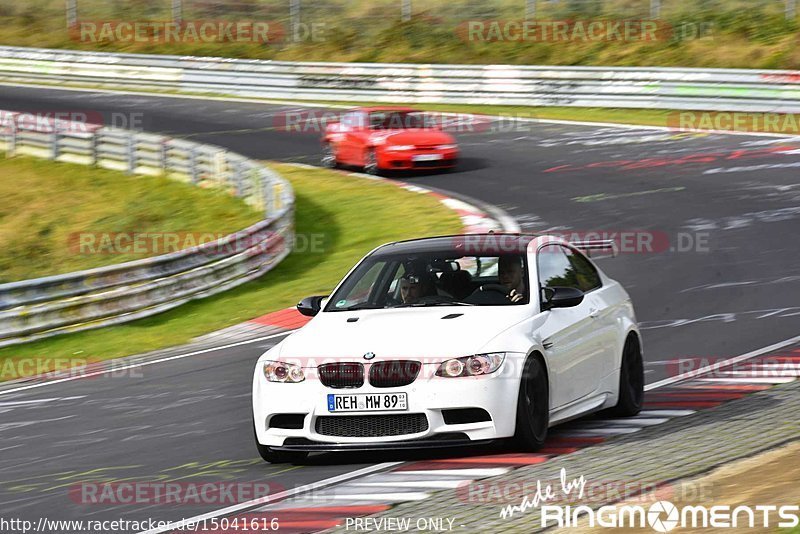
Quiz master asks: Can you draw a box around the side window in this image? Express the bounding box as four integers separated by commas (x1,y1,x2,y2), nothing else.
537,245,580,290
341,112,365,129
564,247,602,292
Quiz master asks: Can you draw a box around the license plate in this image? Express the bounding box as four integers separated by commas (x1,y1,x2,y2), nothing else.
412,154,443,162
327,393,408,412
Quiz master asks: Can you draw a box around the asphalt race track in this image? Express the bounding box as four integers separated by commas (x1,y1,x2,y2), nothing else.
1,85,799,529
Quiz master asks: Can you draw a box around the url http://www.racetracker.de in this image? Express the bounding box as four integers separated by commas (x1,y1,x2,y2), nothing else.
0,516,283,533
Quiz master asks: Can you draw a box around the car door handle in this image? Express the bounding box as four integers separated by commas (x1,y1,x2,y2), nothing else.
589,308,600,318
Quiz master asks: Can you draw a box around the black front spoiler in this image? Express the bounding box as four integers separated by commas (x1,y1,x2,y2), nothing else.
272,437,496,452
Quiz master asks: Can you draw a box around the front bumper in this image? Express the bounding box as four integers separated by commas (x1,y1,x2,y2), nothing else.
252,360,521,449
272,436,496,452
378,149,459,170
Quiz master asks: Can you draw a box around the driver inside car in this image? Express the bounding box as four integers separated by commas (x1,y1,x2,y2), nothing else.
398,273,435,304
464,255,526,305
498,254,525,303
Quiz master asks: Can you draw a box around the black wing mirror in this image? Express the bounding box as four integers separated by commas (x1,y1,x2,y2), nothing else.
297,296,326,317
542,286,584,310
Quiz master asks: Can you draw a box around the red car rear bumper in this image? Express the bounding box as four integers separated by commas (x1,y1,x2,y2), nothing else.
378,149,459,170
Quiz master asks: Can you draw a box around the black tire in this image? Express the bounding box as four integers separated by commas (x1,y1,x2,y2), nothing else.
363,148,380,176
514,355,549,450
321,142,337,169
253,421,308,464
610,334,644,417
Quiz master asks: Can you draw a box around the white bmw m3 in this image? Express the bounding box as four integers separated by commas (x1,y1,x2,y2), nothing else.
252,234,643,463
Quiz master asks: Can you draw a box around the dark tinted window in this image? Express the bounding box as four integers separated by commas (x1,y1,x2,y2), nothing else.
564,247,602,292
537,245,579,290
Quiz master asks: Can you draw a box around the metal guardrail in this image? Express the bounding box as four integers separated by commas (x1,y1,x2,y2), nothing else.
2,46,800,112
0,109,294,348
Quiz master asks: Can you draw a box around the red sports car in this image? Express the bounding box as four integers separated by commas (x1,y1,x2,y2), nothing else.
321,106,459,175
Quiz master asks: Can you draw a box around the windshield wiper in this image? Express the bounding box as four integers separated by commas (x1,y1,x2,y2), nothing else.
332,303,383,312
394,301,475,308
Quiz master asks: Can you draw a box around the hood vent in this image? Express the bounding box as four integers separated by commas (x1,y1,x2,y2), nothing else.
441,313,464,320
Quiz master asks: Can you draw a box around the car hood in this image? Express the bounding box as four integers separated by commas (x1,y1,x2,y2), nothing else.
369,129,455,146
271,306,529,365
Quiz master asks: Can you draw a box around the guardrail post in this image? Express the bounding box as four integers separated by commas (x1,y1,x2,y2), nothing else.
66,0,77,29
127,134,136,174
787,0,797,19
525,0,536,19
172,0,183,24
6,121,17,158
160,140,168,175
234,162,244,197
263,175,273,216
290,0,300,39
51,130,60,160
401,0,411,22
189,147,198,184
90,130,98,166
650,0,661,18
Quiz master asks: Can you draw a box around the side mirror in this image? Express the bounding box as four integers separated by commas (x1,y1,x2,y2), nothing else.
297,296,326,317
542,286,584,310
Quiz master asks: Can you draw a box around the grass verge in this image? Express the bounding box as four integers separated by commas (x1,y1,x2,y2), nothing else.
0,156,261,283
0,163,462,380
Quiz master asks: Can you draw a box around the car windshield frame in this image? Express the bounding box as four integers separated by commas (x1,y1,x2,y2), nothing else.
368,111,433,130
323,248,531,312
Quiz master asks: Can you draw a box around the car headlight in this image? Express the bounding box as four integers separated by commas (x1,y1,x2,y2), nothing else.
263,360,305,383
436,353,505,377
436,144,458,150
386,145,415,151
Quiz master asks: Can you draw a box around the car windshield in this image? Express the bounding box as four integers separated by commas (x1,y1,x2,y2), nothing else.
369,111,430,130
325,249,529,311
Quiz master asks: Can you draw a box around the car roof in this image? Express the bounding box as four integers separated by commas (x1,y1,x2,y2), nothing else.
373,233,542,256
355,106,419,113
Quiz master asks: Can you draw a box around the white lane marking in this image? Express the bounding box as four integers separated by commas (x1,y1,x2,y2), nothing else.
714,370,800,377
137,461,401,534
589,418,670,426
0,396,85,406
264,498,384,510
360,470,506,481
287,491,430,502
570,421,645,432
396,468,510,477
695,377,796,384
637,410,696,417
0,331,291,397
346,480,467,489
0,415,76,432
555,427,642,436
645,334,800,391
